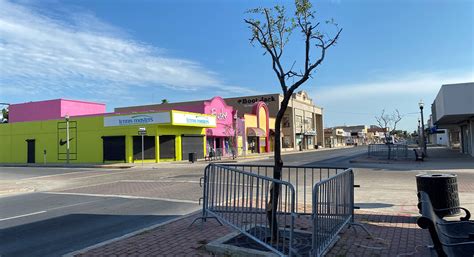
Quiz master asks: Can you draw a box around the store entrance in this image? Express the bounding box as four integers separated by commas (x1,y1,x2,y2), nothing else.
102,136,126,162
182,135,204,159
133,136,156,161
159,135,176,159
26,139,35,163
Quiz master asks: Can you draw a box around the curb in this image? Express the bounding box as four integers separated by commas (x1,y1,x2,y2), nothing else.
63,210,202,257
0,164,133,169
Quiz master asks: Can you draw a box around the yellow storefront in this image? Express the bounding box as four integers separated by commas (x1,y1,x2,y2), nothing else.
0,110,215,164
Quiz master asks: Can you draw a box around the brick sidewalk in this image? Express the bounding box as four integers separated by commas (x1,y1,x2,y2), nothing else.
76,211,433,257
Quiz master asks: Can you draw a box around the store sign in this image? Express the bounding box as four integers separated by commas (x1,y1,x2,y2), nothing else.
173,112,216,127
237,96,276,105
210,108,228,120
104,112,170,127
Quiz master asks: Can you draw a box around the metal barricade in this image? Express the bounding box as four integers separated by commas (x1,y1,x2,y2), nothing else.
201,163,297,256
195,164,356,257
311,169,354,257
368,144,408,159
222,164,347,215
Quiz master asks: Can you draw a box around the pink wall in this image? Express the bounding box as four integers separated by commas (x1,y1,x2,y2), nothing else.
59,99,106,118
203,97,234,137
9,99,106,123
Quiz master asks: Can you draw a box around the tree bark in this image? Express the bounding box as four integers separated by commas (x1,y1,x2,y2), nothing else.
266,94,291,240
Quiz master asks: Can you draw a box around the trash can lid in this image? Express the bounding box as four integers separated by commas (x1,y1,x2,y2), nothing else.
416,173,457,178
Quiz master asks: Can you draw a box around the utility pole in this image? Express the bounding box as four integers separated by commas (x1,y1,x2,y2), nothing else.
419,100,427,156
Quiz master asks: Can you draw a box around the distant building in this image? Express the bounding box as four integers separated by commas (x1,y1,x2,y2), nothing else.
431,82,474,156
367,126,388,144
324,128,349,148
332,125,368,145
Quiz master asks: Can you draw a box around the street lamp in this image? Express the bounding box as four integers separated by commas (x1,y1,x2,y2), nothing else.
417,118,421,146
418,100,427,156
65,114,70,164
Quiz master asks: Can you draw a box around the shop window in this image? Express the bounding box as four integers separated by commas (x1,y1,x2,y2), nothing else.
282,116,291,128
283,136,292,148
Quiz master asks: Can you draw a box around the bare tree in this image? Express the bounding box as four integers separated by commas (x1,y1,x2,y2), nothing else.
245,0,342,239
375,109,402,159
375,109,403,141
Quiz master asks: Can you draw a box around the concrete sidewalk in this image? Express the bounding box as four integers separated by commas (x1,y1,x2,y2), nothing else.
73,210,433,257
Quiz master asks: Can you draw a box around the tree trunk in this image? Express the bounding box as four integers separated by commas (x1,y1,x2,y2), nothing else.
266,94,290,240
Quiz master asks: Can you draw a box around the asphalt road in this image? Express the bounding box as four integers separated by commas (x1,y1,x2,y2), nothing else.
0,147,370,257
0,193,198,257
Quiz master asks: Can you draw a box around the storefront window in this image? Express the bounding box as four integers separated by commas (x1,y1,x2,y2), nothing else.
282,115,291,128
305,118,313,131
295,115,303,132
283,136,292,148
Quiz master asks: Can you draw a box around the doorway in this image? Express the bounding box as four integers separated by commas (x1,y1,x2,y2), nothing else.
26,139,35,163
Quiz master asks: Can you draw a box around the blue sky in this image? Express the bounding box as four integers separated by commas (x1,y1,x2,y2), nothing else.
1,0,473,131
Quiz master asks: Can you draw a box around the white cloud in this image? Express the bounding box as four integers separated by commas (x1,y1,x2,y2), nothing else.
312,70,474,103
310,70,474,130
0,0,257,101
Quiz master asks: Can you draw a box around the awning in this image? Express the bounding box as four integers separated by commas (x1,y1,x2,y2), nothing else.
247,127,266,137
269,129,284,137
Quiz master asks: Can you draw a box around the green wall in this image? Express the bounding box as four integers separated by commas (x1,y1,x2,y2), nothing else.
0,114,207,164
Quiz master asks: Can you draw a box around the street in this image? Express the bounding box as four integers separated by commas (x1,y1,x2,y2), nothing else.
1,146,473,256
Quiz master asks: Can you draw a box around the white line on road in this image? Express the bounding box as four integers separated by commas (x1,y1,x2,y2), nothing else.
121,179,200,184
0,199,103,222
0,211,47,221
44,191,199,204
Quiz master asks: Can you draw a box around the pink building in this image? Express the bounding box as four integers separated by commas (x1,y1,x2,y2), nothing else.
9,99,106,123
116,97,236,156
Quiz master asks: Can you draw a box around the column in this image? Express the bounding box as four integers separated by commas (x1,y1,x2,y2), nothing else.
155,134,160,162
175,135,182,161
125,135,133,163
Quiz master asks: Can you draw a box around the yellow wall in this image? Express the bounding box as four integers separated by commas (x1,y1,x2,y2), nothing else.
243,114,257,129
0,111,210,164
269,118,276,130
258,108,267,133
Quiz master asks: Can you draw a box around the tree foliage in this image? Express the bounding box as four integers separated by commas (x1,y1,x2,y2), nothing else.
245,0,342,174
1,108,8,123
245,0,342,239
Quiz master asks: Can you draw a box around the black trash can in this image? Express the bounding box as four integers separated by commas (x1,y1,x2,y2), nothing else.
416,174,460,216
188,152,197,163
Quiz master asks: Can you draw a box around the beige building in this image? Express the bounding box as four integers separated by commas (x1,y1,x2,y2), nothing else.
224,91,324,150
324,128,348,148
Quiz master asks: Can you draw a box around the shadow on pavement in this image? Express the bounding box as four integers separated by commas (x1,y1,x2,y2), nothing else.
0,213,179,257
328,212,433,257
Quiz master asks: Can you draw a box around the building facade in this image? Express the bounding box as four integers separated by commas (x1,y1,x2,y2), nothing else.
116,97,236,156
324,128,349,148
1,100,216,164
224,91,324,151
431,82,474,156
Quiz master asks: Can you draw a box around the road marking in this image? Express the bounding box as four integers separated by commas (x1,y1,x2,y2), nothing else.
45,191,199,204
0,199,103,222
0,211,47,221
121,179,200,184
19,169,120,181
